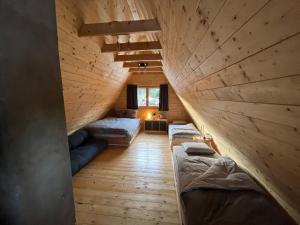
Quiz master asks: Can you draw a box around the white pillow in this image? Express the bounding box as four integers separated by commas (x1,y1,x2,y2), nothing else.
172,120,187,125
182,142,215,155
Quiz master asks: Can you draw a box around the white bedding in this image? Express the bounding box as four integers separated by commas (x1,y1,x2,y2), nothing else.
169,123,202,148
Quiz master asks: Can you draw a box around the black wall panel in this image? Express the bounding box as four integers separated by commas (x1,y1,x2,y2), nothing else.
0,1,75,224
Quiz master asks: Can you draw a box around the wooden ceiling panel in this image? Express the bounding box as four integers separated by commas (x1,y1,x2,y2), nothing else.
56,0,135,133
57,0,300,222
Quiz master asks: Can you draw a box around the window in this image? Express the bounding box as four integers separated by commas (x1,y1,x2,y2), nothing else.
148,87,160,107
138,87,160,107
138,87,147,107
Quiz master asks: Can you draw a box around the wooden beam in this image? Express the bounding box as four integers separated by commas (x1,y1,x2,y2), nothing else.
79,19,161,37
115,53,162,62
129,67,163,72
123,61,163,68
101,41,162,53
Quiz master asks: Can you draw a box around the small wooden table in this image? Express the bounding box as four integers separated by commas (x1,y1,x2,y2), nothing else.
202,137,213,148
193,135,220,154
201,137,220,154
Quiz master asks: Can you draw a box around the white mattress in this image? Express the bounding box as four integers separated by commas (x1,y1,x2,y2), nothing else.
169,123,202,147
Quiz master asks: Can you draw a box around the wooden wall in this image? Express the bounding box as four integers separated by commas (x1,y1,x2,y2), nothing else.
114,72,191,126
129,0,300,222
55,0,300,221
55,0,131,133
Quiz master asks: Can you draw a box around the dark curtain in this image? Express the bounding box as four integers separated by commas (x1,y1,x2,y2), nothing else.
127,84,138,109
159,84,169,111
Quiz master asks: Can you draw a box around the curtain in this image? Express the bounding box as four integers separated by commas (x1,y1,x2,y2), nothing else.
127,84,138,109
159,84,169,111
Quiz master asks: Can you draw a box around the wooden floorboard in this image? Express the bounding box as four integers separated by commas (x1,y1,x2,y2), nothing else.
73,132,180,225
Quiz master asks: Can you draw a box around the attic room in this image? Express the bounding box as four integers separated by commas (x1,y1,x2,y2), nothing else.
0,0,299,225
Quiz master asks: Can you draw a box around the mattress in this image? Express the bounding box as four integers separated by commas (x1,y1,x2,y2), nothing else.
172,147,295,225
85,117,141,146
86,117,140,137
169,123,202,148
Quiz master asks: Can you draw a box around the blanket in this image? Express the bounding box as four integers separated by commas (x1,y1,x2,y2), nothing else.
179,156,263,194
173,152,296,225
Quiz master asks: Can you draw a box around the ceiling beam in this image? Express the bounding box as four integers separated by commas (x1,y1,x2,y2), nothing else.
123,61,163,68
79,19,161,37
101,41,162,53
129,67,163,72
114,53,163,62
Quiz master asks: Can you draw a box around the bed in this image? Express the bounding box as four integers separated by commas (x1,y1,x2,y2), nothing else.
172,146,295,225
85,117,141,146
169,123,202,148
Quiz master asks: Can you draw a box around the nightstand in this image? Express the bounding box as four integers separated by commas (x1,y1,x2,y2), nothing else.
202,137,213,149
193,134,214,149
145,119,168,133
195,135,220,154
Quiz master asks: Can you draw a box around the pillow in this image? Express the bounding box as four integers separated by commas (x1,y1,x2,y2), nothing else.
114,109,127,118
125,109,138,118
182,142,215,155
114,109,137,118
172,120,187,125
68,129,88,149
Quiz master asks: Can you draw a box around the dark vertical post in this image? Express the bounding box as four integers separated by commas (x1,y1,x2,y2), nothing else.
0,1,75,225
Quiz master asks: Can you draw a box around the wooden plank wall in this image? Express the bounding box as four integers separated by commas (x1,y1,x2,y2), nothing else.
131,0,300,222
55,0,131,133
114,72,191,126
55,0,300,221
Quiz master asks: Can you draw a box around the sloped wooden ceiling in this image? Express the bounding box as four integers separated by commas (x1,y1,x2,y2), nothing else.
56,0,300,222
127,0,300,222
56,0,144,132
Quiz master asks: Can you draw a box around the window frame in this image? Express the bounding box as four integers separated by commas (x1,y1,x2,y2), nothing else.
138,86,160,108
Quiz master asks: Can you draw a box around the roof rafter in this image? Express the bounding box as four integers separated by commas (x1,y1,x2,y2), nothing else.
114,53,162,62
79,19,161,37
102,41,162,53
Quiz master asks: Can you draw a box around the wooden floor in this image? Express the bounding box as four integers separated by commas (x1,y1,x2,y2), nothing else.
72,132,180,225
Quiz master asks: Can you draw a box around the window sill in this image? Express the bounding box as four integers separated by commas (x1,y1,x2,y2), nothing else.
138,106,159,109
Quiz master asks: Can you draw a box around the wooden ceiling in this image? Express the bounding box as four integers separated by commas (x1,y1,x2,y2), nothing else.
57,0,300,223
77,1,163,73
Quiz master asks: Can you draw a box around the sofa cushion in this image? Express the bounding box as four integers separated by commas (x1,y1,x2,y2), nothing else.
70,139,108,175
70,145,98,175
70,153,81,175
85,138,108,150
68,129,88,149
